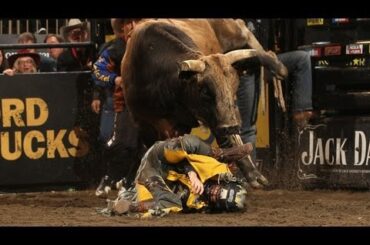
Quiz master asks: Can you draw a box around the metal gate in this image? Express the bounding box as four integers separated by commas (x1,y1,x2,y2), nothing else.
0,19,90,35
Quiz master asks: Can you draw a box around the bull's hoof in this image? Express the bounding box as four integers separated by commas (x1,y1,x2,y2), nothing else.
238,156,269,189
248,180,263,189
258,51,288,80
257,172,269,186
265,60,288,80
247,168,269,187
273,63,288,80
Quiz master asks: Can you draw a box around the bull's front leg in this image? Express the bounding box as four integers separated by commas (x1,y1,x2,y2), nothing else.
215,131,269,189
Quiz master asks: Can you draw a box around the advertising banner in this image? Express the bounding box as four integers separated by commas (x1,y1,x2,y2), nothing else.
0,72,95,186
297,117,370,188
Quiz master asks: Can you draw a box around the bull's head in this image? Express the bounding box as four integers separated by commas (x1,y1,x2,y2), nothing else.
179,49,269,188
179,49,257,143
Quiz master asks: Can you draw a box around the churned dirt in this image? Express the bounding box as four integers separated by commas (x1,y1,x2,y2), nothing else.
1,188,370,226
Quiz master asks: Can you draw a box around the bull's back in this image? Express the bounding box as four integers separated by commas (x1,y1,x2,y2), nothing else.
156,19,223,55
158,18,251,53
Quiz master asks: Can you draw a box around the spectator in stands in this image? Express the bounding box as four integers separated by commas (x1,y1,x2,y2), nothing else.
44,34,64,61
17,32,56,72
0,49,9,73
3,49,40,75
57,19,93,71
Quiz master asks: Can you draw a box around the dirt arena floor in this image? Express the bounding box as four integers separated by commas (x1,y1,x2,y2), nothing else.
1,188,370,226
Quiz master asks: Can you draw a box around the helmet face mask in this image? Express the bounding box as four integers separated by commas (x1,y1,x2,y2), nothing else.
203,181,247,212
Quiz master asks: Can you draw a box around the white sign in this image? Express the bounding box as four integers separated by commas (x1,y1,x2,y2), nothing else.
301,130,370,166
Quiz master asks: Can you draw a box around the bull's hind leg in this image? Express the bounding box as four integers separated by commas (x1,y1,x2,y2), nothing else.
256,50,288,80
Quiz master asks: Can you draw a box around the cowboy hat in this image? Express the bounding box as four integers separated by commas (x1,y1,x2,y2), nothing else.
60,19,88,40
8,49,40,68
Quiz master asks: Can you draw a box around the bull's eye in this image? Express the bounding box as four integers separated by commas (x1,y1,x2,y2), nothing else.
199,85,211,97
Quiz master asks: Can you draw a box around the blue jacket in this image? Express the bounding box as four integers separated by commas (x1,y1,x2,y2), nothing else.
92,38,125,89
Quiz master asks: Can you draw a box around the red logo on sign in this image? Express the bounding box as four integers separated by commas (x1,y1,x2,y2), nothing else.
324,46,341,56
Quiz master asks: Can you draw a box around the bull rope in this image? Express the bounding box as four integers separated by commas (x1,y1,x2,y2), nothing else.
272,77,286,113
259,66,266,115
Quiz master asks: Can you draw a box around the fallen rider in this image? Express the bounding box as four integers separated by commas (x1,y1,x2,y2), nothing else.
105,134,252,217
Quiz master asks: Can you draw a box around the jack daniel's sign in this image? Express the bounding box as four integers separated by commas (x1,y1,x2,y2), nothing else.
301,130,370,166
297,117,370,188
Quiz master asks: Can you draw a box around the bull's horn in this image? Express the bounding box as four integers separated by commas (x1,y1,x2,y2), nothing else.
224,49,257,64
180,60,206,73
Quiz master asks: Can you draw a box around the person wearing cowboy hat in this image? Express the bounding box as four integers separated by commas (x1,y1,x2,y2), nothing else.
57,19,93,71
17,32,57,72
60,19,89,43
3,49,40,76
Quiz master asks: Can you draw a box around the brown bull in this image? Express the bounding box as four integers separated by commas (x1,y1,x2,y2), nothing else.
121,19,287,188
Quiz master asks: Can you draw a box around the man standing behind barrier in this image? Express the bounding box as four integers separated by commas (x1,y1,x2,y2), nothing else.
91,19,122,144
93,19,143,197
